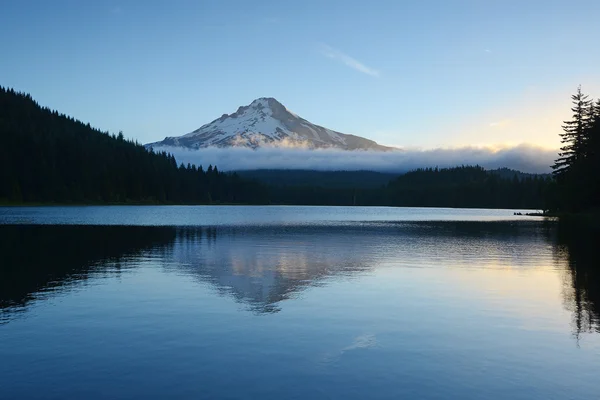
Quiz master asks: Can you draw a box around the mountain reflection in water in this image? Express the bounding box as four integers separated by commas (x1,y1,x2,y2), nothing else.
1,221,598,335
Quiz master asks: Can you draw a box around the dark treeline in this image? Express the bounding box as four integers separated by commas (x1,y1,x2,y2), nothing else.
237,170,398,189
264,166,551,209
550,86,600,213
0,87,267,204
386,166,550,209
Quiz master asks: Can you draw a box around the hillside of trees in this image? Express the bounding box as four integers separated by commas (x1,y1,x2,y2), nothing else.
259,166,551,208
0,87,268,204
236,169,398,189
386,166,550,209
488,168,551,181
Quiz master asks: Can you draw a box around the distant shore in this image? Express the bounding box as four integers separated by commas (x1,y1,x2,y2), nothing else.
0,202,558,211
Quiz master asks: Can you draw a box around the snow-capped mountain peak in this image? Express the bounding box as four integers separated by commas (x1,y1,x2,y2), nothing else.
146,98,392,151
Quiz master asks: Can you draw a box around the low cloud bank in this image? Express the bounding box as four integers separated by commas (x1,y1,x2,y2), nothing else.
152,144,558,174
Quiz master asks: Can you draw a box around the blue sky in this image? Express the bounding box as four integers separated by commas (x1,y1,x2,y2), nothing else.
1,0,599,148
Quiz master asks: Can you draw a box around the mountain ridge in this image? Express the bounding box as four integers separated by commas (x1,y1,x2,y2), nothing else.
146,97,393,151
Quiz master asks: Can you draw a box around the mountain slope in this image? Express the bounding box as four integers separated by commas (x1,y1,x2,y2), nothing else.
147,97,393,151
0,86,267,204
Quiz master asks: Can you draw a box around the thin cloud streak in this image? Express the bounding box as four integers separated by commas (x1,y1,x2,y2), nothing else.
489,119,512,128
320,44,380,77
154,144,557,174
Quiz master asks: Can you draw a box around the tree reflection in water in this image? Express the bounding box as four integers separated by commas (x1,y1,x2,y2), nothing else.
550,220,600,337
1,221,598,337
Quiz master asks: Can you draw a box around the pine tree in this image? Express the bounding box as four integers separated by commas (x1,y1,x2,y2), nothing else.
552,86,592,178
587,99,600,209
550,87,600,212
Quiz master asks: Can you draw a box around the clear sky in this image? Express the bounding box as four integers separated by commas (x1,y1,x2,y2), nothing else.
1,0,599,149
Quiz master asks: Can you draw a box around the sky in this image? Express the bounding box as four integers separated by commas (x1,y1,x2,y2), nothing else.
1,0,600,150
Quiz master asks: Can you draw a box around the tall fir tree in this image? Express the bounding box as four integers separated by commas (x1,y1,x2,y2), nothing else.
586,99,600,209
552,86,592,178
550,87,600,212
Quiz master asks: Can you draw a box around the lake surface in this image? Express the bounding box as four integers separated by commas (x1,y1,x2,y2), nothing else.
1,206,599,399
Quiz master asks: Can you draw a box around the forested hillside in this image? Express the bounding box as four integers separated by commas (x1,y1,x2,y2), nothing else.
0,87,267,204
387,166,551,209
236,170,398,189
260,166,551,209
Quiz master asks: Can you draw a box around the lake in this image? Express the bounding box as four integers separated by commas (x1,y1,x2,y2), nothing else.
0,206,598,399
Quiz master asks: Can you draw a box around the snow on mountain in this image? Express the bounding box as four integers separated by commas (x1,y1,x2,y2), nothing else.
146,97,393,151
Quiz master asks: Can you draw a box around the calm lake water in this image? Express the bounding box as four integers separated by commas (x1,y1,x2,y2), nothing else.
0,206,598,400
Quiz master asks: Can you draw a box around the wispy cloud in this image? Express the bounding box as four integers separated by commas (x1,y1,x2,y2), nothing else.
489,119,512,128
320,44,380,77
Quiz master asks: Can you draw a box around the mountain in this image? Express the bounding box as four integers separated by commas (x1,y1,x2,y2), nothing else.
146,97,393,151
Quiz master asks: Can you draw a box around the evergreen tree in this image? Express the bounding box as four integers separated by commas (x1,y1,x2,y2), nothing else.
552,86,592,178
550,87,600,212
585,99,600,209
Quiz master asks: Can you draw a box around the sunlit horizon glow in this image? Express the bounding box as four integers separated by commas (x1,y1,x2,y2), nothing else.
1,1,599,150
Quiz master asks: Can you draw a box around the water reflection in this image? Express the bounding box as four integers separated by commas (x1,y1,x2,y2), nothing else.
164,226,378,313
550,220,600,336
1,221,599,334
0,225,176,323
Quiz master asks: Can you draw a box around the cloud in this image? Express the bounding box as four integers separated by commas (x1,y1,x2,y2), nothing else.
152,144,558,174
320,44,380,77
489,119,512,128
